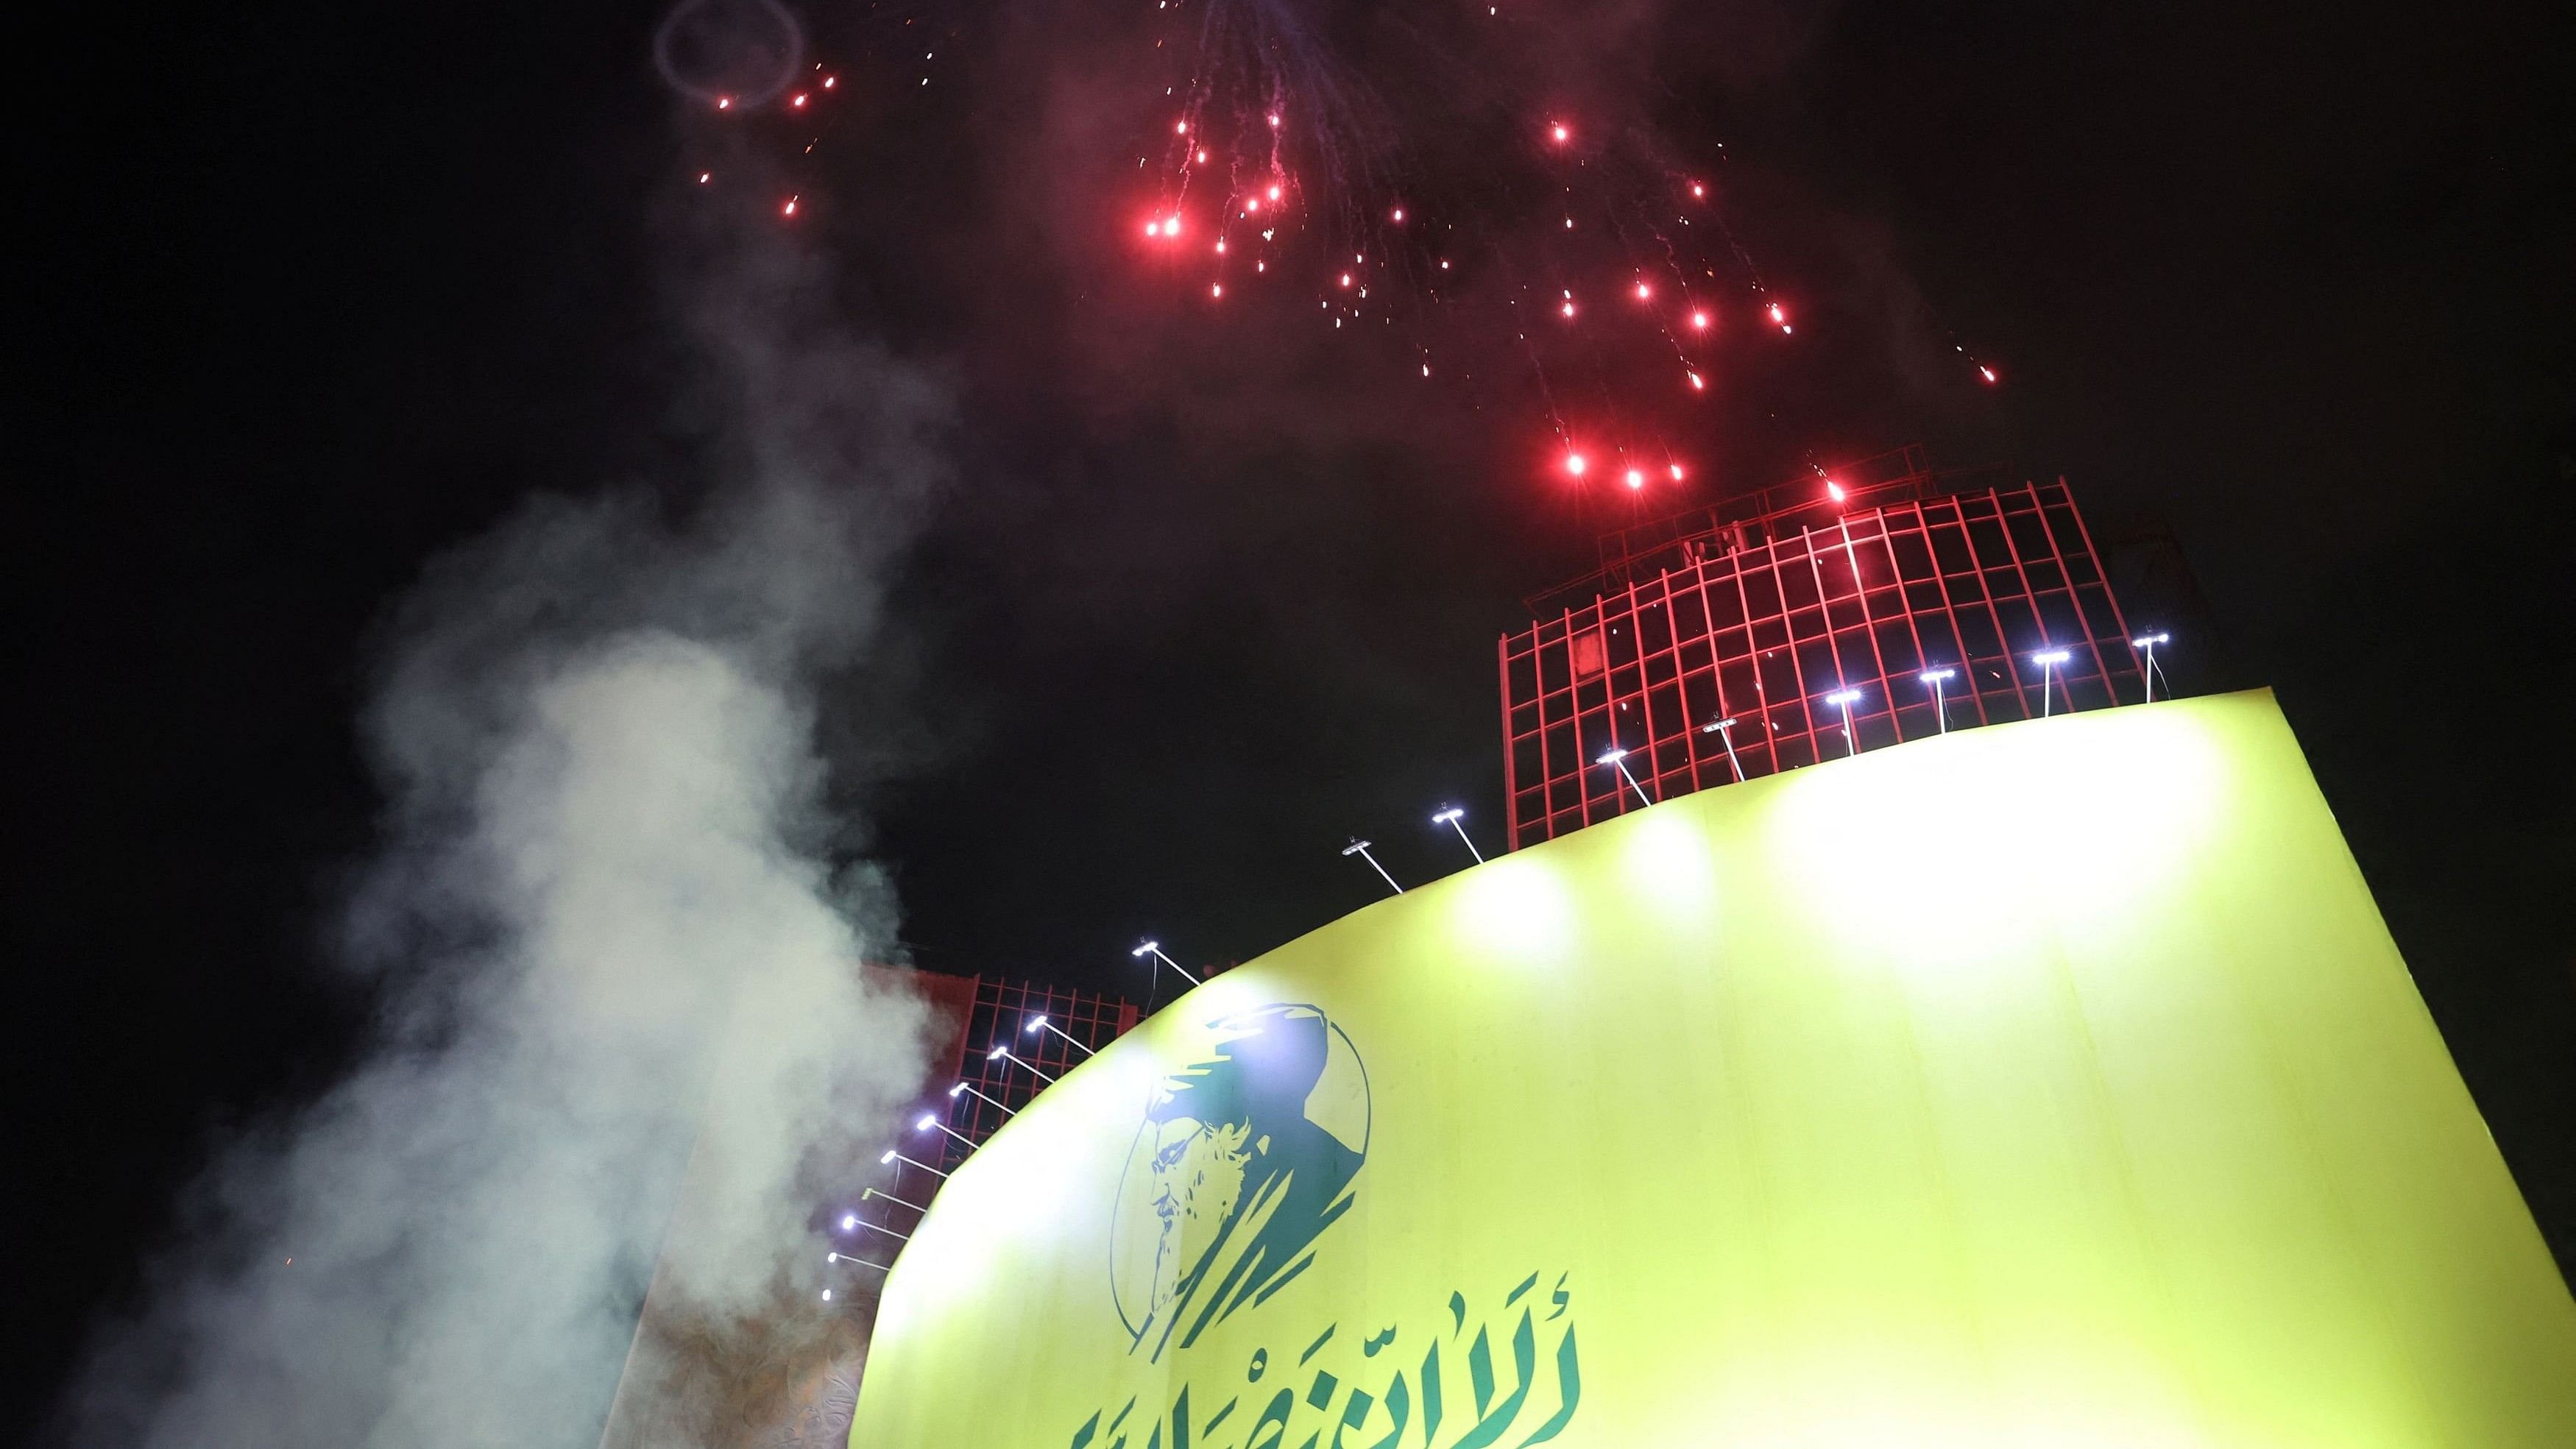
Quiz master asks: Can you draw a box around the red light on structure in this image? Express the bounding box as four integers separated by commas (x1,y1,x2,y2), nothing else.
1551,123,1570,144
1565,453,1588,477
1669,463,1685,481
1980,365,1999,383
1690,181,1706,199
1176,120,1189,134
1825,480,1846,503
1634,282,1651,301
716,96,732,110
791,93,807,107
1392,207,1405,222
1624,468,1646,490
782,197,798,216
822,76,835,88
1768,303,1786,325
1691,311,1710,330
1686,371,1705,390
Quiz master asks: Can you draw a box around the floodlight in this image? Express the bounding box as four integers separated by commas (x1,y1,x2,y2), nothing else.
1596,746,1654,807
1342,837,1404,895
1133,940,1198,987
1702,715,1744,782
1919,667,1958,733
987,1044,1008,1060
1024,1013,1094,1057
2031,647,2073,718
1823,687,1864,757
993,1044,1056,1085
879,1150,896,1165
841,1214,857,1230
914,1113,935,1131
1432,805,1484,863
954,1082,1015,1118
822,1289,833,1302
2131,631,2172,703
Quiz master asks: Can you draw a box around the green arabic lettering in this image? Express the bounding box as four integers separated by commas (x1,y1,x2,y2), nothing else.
1242,1388,1295,1449
1446,1311,1535,1449
1513,1324,1580,1447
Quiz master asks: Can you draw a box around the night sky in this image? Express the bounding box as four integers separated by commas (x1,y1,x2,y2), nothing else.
14,0,2572,1435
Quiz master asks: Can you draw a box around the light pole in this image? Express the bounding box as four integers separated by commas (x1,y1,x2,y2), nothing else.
828,1253,890,1272
879,1147,948,1180
863,1186,927,1214
949,1080,1013,1119
1701,716,1744,782
1342,838,1404,894
915,1111,974,1152
1132,939,1199,987
2031,648,2073,718
1596,747,1654,808
1918,667,1957,734
1431,807,1485,863
1824,688,1864,757
988,1043,1055,1084
1022,1014,1094,1057
2131,632,2170,703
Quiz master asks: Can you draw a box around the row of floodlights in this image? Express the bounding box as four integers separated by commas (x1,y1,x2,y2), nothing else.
1602,634,2173,793
827,634,2179,1297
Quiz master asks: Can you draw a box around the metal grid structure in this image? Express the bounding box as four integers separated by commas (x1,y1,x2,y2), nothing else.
850,975,1142,1268
1501,456,2147,849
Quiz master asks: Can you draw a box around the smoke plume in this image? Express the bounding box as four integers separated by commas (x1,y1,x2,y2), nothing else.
57,169,949,1446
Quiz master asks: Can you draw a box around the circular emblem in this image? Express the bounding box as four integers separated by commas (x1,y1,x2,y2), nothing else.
1108,1003,1370,1360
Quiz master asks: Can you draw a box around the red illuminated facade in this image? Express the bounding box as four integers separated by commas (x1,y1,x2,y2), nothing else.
1501,447,2148,849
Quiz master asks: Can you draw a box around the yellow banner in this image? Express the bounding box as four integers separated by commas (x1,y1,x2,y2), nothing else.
851,691,2576,1446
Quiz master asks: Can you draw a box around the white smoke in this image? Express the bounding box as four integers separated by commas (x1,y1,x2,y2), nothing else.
57,189,948,1447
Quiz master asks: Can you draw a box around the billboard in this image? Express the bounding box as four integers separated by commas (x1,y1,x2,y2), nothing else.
849,690,2576,1447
